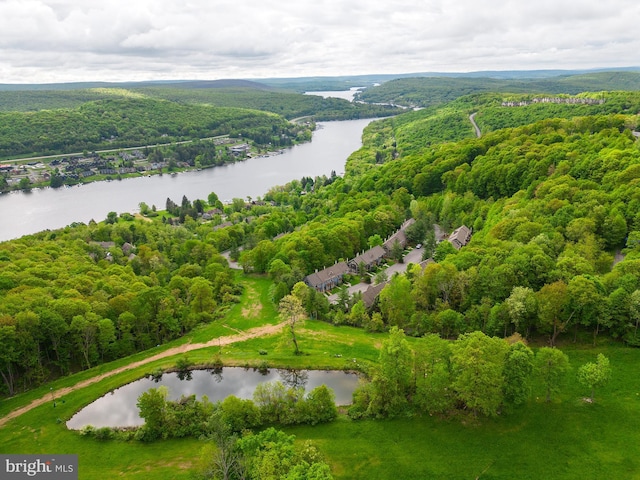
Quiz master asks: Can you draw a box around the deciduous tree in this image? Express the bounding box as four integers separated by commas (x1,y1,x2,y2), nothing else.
502,342,534,408
137,386,168,441
505,286,537,337
534,347,570,403
279,295,305,355
413,334,454,415
577,353,611,402
367,327,413,417
536,281,571,347
451,331,509,417
379,274,415,329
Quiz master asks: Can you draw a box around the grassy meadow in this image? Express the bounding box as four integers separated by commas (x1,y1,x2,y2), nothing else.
1,274,640,479
291,342,640,480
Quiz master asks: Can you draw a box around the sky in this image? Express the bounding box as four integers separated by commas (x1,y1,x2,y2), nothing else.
1,0,639,84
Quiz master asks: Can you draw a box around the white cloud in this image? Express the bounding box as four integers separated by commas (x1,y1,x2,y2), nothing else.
0,0,638,83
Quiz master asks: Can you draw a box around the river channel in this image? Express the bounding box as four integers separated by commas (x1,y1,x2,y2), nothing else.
66,368,360,429
0,118,373,242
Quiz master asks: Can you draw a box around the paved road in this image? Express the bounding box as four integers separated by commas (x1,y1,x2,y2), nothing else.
469,112,482,138
221,250,243,270
2,135,230,164
328,247,424,303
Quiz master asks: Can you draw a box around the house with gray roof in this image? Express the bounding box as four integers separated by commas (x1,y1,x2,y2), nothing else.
448,225,472,250
348,245,386,272
382,218,416,254
305,261,350,293
362,281,388,309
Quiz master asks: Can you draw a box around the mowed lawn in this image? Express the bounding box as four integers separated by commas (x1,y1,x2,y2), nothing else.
290,343,640,480
2,274,640,479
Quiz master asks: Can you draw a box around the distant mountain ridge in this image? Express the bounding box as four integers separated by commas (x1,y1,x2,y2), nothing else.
355,71,640,108
0,79,273,91
2,67,639,91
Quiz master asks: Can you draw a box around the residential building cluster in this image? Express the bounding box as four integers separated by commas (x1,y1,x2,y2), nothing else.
306,222,473,309
501,97,605,107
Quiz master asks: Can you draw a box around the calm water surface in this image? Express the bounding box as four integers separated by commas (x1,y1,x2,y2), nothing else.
66,368,360,429
304,88,363,101
0,118,373,241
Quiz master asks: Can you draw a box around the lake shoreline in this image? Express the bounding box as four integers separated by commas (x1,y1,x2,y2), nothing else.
0,118,375,241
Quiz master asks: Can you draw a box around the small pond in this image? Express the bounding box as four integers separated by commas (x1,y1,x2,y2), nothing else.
66,367,359,429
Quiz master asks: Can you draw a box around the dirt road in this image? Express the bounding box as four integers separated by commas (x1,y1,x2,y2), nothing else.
0,321,287,427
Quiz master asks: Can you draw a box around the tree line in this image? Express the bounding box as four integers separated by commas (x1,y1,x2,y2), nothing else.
79,379,338,479
231,105,640,346
0,217,239,396
355,72,640,108
0,97,311,158
349,327,610,419
126,380,337,442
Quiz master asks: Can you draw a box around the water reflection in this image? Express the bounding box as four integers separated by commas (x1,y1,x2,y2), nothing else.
66,367,359,429
278,369,309,389
209,366,224,383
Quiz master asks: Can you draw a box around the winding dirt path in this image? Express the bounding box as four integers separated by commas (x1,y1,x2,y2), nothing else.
0,321,287,427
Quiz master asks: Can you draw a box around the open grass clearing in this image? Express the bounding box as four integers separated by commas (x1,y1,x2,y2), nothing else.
2,273,640,479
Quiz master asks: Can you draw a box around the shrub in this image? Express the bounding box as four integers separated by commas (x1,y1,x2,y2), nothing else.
79,425,96,437
300,385,338,425
149,368,163,382
93,427,114,440
220,395,262,432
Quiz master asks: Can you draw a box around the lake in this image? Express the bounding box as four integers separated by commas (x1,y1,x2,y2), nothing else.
66,368,360,429
304,88,363,101
0,118,374,242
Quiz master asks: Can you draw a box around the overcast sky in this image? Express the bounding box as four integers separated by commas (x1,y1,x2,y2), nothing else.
1,0,639,84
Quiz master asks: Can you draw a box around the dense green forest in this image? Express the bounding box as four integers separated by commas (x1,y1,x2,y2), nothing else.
0,85,401,120
0,96,309,158
0,85,400,159
0,89,107,112
0,216,240,396
130,86,400,121
3,82,640,403
357,71,640,107
341,91,640,163
4,76,640,480
239,95,640,348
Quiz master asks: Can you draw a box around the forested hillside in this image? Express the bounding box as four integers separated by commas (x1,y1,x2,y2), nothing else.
4,75,640,480
343,91,640,165
0,85,401,159
357,71,640,107
0,217,240,396
131,86,400,121
0,96,309,158
3,86,640,400
241,96,640,347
